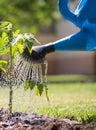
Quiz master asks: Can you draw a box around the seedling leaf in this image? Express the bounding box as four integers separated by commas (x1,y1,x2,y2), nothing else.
24,80,36,90
36,83,44,96
0,60,7,72
44,84,49,102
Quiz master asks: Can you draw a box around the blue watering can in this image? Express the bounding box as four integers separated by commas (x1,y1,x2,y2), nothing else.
22,0,96,62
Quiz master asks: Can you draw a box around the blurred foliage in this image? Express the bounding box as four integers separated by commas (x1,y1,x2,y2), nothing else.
0,0,58,34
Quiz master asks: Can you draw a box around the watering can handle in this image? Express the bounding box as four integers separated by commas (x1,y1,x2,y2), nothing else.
58,0,76,25
58,0,89,28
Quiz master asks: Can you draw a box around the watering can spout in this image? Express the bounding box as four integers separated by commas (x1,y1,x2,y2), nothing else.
22,43,55,63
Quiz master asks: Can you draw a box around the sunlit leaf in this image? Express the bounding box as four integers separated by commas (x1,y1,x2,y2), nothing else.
11,34,23,45
0,21,12,32
15,29,20,35
0,60,7,72
44,84,49,102
24,80,36,90
24,33,34,41
0,46,10,56
24,33,34,53
36,86,39,96
12,45,17,57
2,32,7,38
17,44,24,54
36,83,44,96
0,32,9,51
25,39,34,54
0,37,4,50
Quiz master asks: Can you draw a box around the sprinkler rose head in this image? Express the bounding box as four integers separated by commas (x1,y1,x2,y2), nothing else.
22,43,55,63
22,46,45,63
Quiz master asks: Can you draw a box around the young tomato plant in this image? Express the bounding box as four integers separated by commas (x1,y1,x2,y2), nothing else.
0,21,49,113
0,21,36,113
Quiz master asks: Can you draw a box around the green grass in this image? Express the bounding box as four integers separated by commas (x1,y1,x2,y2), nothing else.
47,74,96,82
35,81,96,123
0,75,96,123
36,102,96,123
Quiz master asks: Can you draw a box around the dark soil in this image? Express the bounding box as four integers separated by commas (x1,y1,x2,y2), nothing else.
0,108,96,130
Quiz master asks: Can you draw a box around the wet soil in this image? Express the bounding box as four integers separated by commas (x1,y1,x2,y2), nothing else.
0,108,96,130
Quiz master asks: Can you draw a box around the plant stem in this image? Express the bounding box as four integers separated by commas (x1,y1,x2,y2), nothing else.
9,44,13,114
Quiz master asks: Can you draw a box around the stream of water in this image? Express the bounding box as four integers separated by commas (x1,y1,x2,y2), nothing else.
0,52,48,111
0,52,48,87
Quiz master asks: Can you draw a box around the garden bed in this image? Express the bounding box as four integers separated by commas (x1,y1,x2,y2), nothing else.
0,109,96,130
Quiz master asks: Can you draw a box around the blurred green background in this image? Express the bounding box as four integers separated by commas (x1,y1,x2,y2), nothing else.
0,0,96,75
0,0,58,33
